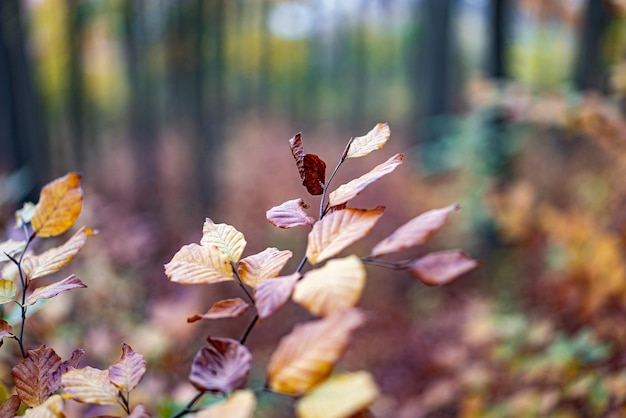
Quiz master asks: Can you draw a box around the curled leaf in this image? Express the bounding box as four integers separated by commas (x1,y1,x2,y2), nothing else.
289,133,306,180
255,273,300,319
410,250,479,286
25,275,87,306
31,172,83,238
346,123,391,158
266,199,315,229
51,349,85,393
164,243,233,285
238,248,293,288
195,390,256,418
0,320,14,340
187,298,250,322
201,219,247,263
23,394,63,417
61,367,118,405
302,154,327,196
0,279,17,304
109,344,147,392
12,345,62,407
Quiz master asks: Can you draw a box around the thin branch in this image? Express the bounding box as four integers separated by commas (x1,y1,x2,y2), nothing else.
118,390,131,414
318,137,355,219
171,390,206,418
239,314,258,345
231,262,255,305
361,257,412,270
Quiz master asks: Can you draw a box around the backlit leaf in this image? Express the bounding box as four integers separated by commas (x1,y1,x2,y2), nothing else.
25,275,87,306
201,219,246,263
31,172,83,238
410,250,479,286
109,344,146,393
23,394,63,418
255,273,300,319
302,154,326,195
187,298,250,322
164,243,233,285
0,395,21,417
0,279,17,304
61,367,119,405
267,308,367,395
128,404,151,418
328,153,403,207
266,199,315,229
296,372,379,418
12,345,62,406
371,204,460,257
15,202,36,228
346,123,391,158
0,239,25,263
189,337,253,393
289,133,306,180
239,248,293,288
195,390,256,418
306,207,385,265
293,256,365,317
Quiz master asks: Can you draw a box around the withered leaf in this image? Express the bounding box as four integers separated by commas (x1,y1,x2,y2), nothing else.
31,172,83,238
0,239,25,263
293,256,365,317
266,199,315,229
289,133,306,180
25,275,87,306
189,337,253,394
306,207,385,265
267,308,367,395
0,320,14,339
328,153,403,207
346,123,391,159
109,344,146,392
238,248,293,288
302,154,327,195
187,298,250,322
0,395,21,417
23,394,63,417
371,204,460,257
12,345,62,407
51,348,85,393
201,219,246,263
410,250,479,286
128,403,152,418
255,273,300,319
195,390,256,418
164,243,233,285
0,279,17,304
61,367,119,405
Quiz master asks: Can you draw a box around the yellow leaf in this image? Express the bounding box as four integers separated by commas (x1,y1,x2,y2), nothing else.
0,239,26,263
61,366,119,405
31,172,83,238
296,372,379,418
164,243,233,285
293,256,365,317
201,219,246,263
23,394,64,418
328,153,403,207
0,279,17,304
306,207,384,265
267,309,366,395
346,123,390,158
239,248,293,288
195,390,256,418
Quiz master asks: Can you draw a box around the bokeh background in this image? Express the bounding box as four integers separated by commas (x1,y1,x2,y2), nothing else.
2,0,626,416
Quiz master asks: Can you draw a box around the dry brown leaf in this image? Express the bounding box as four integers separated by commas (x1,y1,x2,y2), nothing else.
302,154,327,195
164,243,233,285
187,298,250,322
109,344,146,392
0,319,14,342
255,273,300,319
12,345,62,407
61,367,119,405
195,390,256,418
0,279,16,304
328,153,403,207
266,199,315,229
25,275,87,306
306,207,385,265
289,133,306,180
0,395,21,417
189,337,253,393
410,250,479,286
346,123,391,158
31,172,83,238
371,204,460,257
0,239,25,263
23,394,63,418
50,349,85,393
293,256,365,317
266,308,367,395
239,248,293,288
201,219,246,263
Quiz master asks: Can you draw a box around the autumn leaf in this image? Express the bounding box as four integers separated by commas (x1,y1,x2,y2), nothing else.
293,256,365,317
31,172,83,238
239,248,293,288
296,372,379,418
346,123,391,158
328,153,403,207
164,243,233,285
187,298,250,322
0,239,25,263
61,366,119,405
302,154,327,195
109,344,146,393
12,345,62,407
128,404,152,418
289,133,306,180
410,250,479,286
51,349,85,393
306,207,385,265
255,273,300,319
23,394,63,418
266,199,315,229
0,279,17,304
0,395,21,417
195,390,256,418
0,320,14,340
371,204,460,257
201,219,247,263
267,308,367,395
189,337,253,394
25,275,87,306
15,202,36,228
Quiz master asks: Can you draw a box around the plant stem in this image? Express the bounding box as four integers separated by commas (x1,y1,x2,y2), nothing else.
361,257,412,270
318,137,355,219
171,390,206,418
118,390,131,414
231,263,255,305
239,314,258,345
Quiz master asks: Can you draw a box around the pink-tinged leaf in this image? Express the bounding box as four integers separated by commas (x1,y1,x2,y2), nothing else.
410,250,480,286
266,199,315,229
164,243,234,285
289,133,306,180
238,248,293,288
371,204,460,257
189,337,253,394
195,390,256,418
0,395,21,417
12,345,63,407
51,348,85,393
187,298,250,322
346,123,391,158
61,367,118,405
24,274,87,306
0,239,25,263
306,207,385,265
128,404,152,418
266,309,367,395
328,153,403,207
302,154,327,196
255,273,300,319
23,394,63,417
109,344,147,392
0,319,14,339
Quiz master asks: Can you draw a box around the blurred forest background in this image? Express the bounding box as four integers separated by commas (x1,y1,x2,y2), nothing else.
2,0,626,416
